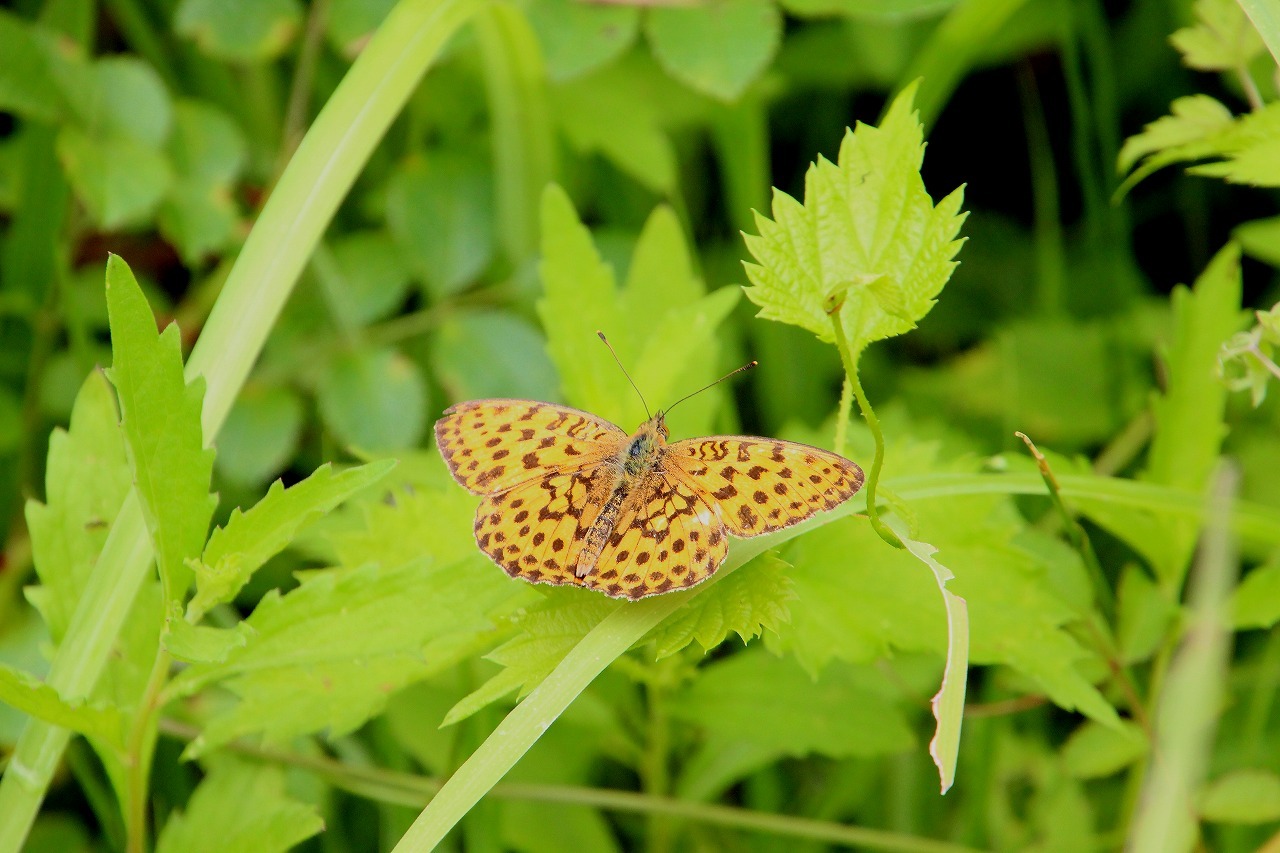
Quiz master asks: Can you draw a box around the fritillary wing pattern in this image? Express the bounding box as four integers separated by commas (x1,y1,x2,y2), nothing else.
434,399,626,495
585,472,729,599
666,437,864,537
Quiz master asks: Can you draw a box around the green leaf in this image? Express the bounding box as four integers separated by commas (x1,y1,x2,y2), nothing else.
1235,215,1280,267
1232,555,1280,628
1169,0,1264,71
535,185,740,434
163,614,250,665
174,558,525,755
1198,769,1280,823
316,346,427,451
0,663,124,750
174,0,302,63
742,81,967,353
432,309,560,402
527,0,638,81
77,57,172,147
214,385,304,487
645,0,781,101
1118,98,1280,192
155,757,322,853
1063,720,1149,779
668,647,914,766
443,592,620,726
188,460,397,621
0,11,67,122
780,0,958,19
1116,565,1177,663
324,230,413,325
25,371,132,642
326,0,397,57
901,532,968,793
158,100,247,263
551,52,707,196
57,129,173,229
105,255,217,599
1080,245,1243,587
384,151,494,297
646,551,794,659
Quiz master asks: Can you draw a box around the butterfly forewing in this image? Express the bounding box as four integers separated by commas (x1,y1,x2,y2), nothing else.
435,399,625,495
666,437,864,536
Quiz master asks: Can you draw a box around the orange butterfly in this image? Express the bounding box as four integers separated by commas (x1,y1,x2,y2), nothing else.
434,343,863,600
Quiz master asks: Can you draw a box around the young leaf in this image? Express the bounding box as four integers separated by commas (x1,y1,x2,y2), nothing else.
155,757,322,853
0,664,124,751
1169,0,1264,71
173,557,525,755
187,460,397,621
742,81,966,355
646,551,794,659
535,185,739,433
104,255,217,599
24,371,131,642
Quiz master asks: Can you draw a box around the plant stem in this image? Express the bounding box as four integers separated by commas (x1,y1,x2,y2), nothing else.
123,648,172,853
156,719,988,853
827,310,902,549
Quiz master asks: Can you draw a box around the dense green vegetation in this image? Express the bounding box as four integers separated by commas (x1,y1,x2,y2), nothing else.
2,0,1280,850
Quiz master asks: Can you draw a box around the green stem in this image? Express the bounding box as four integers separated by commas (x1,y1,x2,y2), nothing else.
123,648,172,853
834,375,852,458
155,720,987,853
828,311,902,549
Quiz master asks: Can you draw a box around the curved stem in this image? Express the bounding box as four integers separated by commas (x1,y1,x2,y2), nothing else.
828,312,902,549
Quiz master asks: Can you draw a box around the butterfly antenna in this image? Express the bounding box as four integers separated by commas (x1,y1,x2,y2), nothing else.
597,331,651,419
663,360,758,417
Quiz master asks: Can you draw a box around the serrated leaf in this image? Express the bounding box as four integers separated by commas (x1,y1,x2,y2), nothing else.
775,487,1120,730
646,551,794,659
104,255,217,599
1118,98,1280,193
188,460,396,621
443,591,620,726
174,558,525,755
1198,769,1280,823
645,0,781,101
668,647,914,769
164,619,249,665
1063,720,1149,779
25,371,131,641
1079,245,1242,588
1169,0,1264,71
155,757,322,853
0,663,124,750
535,185,739,434
742,81,967,354
174,0,302,63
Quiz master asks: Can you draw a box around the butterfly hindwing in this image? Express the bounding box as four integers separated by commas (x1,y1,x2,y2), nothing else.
585,472,729,599
435,399,626,495
666,437,864,536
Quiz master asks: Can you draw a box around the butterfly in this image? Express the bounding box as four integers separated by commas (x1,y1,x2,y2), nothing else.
434,384,864,600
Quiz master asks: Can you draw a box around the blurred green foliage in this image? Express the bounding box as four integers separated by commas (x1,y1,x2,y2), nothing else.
1,0,1280,851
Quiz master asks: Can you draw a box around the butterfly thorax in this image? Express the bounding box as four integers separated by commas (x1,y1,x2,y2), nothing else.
574,414,670,578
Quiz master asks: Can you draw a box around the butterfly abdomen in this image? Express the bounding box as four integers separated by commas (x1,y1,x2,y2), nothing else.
575,486,629,578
